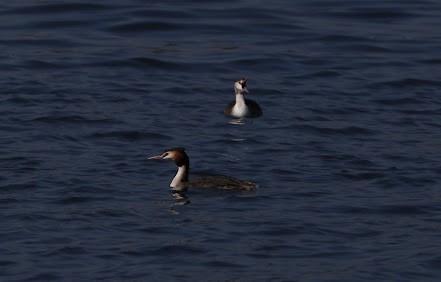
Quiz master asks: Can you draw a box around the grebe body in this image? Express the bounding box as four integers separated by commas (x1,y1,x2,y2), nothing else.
224,78,262,118
148,147,257,192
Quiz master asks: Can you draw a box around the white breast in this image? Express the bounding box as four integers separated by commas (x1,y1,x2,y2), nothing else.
230,94,248,118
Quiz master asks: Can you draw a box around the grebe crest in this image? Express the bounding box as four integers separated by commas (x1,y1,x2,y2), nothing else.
148,147,257,192
224,78,262,118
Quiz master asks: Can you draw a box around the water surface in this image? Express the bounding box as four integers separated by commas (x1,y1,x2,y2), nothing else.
1,0,441,281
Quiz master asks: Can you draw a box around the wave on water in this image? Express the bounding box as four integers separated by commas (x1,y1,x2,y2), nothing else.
88,130,172,141
2,0,441,281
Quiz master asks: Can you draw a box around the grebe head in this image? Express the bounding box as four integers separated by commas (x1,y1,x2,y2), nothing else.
149,147,190,191
234,78,249,94
148,147,189,167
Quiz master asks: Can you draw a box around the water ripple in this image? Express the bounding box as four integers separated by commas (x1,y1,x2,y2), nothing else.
369,78,441,89
88,130,172,141
150,245,205,256
5,3,115,14
296,124,376,136
380,204,428,215
1,0,441,281
95,57,182,70
106,21,181,33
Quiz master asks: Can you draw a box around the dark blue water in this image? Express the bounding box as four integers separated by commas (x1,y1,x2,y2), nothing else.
1,1,441,281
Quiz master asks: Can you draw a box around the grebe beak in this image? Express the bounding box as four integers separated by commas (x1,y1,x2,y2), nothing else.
243,87,249,93
148,155,164,160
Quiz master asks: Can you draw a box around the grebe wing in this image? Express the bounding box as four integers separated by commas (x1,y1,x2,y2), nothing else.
190,175,256,191
244,99,263,117
224,100,236,115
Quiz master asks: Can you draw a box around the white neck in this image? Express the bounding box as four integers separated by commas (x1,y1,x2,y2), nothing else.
170,165,188,191
231,93,248,117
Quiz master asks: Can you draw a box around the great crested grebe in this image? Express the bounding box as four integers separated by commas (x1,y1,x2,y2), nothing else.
148,147,257,192
224,78,262,118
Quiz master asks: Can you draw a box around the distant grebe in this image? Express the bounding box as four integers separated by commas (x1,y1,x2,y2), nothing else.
224,78,262,118
148,147,257,192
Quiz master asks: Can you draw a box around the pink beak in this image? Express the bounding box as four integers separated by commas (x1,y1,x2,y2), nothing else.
243,87,249,93
148,155,163,160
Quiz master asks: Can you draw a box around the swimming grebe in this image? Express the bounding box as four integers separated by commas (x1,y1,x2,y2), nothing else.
224,78,262,118
148,147,257,192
